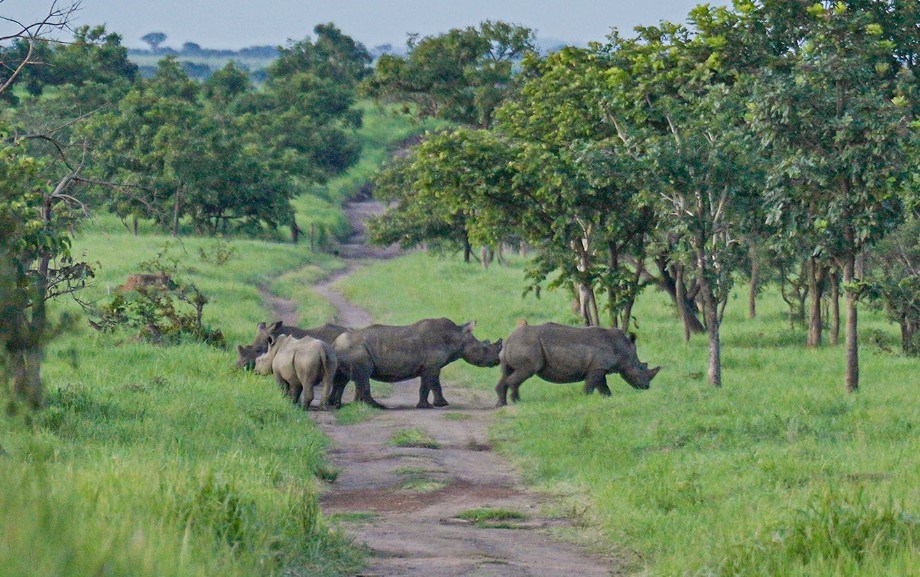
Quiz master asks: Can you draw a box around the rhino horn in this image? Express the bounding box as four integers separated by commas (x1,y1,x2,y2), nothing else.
463,320,477,333
648,366,662,379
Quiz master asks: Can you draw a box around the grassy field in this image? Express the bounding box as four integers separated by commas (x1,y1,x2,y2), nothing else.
337,251,919,577
0,231,359,577
0,101,433,577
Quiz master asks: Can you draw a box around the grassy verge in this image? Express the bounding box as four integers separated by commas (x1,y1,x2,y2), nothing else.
337,251,919,577
389,427,441,449
0,232,360,577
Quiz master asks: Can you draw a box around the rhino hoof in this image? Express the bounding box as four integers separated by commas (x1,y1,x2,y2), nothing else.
433,399,449,407
416,401,433,409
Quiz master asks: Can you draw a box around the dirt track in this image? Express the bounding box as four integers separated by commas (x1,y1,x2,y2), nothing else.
293,200,621,576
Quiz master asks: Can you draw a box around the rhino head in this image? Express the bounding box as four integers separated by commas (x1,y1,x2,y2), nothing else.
617,332,660,390
236,321,282,369
458,321,503,367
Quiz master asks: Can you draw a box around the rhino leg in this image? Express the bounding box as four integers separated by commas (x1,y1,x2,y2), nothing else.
495,364,534,407
416,379,433,409
327,371,350,408
585,371,611,397
352,368,387,409
429,374,449,407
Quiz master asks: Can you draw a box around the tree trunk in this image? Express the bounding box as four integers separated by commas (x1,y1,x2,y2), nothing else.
901,319,917,356
579,283,600,327
132,215,139,236
654,257,705,335
807,258,827,347
830,270,840,346
11,348,44,409
748,242,760,319
700,281,722,387
842,252,859,393
172,186,182,236
675,265,692,343
463,237,472,263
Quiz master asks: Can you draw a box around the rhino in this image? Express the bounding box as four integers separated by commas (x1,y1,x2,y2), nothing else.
236,321,349,370
327,318,502,409
495,321,660,406
254,333,338,409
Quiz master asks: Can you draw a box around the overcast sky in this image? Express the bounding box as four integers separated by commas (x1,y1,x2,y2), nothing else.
5,0,730,50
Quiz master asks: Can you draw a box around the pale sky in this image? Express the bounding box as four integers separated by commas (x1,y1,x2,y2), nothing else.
3,0,730,50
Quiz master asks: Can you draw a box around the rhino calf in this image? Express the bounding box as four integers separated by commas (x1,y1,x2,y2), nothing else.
328,318,502,409
254,334,338,409
495,322,660,406
237,320,349,370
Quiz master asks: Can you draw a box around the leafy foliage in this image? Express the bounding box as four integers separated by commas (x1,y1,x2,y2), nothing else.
91,243,224,347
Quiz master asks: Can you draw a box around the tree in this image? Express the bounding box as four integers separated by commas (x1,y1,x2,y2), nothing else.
495,46,654,328
366,21,536,128
749,3,915,392
865,219,920,355
140,31,167,52
270,23,371,88
0,0,82,100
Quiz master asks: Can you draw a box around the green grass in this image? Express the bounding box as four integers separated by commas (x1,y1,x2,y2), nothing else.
333,402,380,425
389,427,441,449
0,230,360,577
338,251,920,577
444,412,472,421
455,507,530,528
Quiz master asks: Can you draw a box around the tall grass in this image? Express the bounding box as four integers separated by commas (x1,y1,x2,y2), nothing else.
337,251,919,576
0,230,356,575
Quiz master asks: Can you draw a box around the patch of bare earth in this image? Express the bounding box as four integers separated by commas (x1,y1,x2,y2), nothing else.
295,200,623,576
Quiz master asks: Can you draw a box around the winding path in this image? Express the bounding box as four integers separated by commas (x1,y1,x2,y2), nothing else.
299,200,621,576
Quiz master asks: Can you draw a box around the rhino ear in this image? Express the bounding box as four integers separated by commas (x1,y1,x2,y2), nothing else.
237,344,244,353
257,322,266,330
629,332,637,344
496,338,503,347
268,320,283,333
463,320,476,333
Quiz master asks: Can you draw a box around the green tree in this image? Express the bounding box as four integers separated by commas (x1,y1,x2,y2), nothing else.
748,2,915,392
366,21,536,127
140,31,167,52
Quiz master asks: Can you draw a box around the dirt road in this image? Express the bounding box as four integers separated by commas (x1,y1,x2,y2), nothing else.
290,199,621,576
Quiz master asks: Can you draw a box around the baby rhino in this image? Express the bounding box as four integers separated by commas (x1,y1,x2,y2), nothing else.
495,322,660,406
254,334,338,409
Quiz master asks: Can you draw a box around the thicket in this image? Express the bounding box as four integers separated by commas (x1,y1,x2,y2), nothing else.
368,1,919,392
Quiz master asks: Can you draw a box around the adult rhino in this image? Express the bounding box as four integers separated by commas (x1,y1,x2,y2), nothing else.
327,318,502,409
254,334,338,409
236,321,349,370
495,321,660,406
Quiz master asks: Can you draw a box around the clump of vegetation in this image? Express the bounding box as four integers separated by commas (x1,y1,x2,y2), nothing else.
197,237,237,266
389,427,441,449
713,490,918,576
455,507,530,528
91,243,224,347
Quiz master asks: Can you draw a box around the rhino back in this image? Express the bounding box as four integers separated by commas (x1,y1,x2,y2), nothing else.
302,323,348,344
508,323,618,383
336,319,461,381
